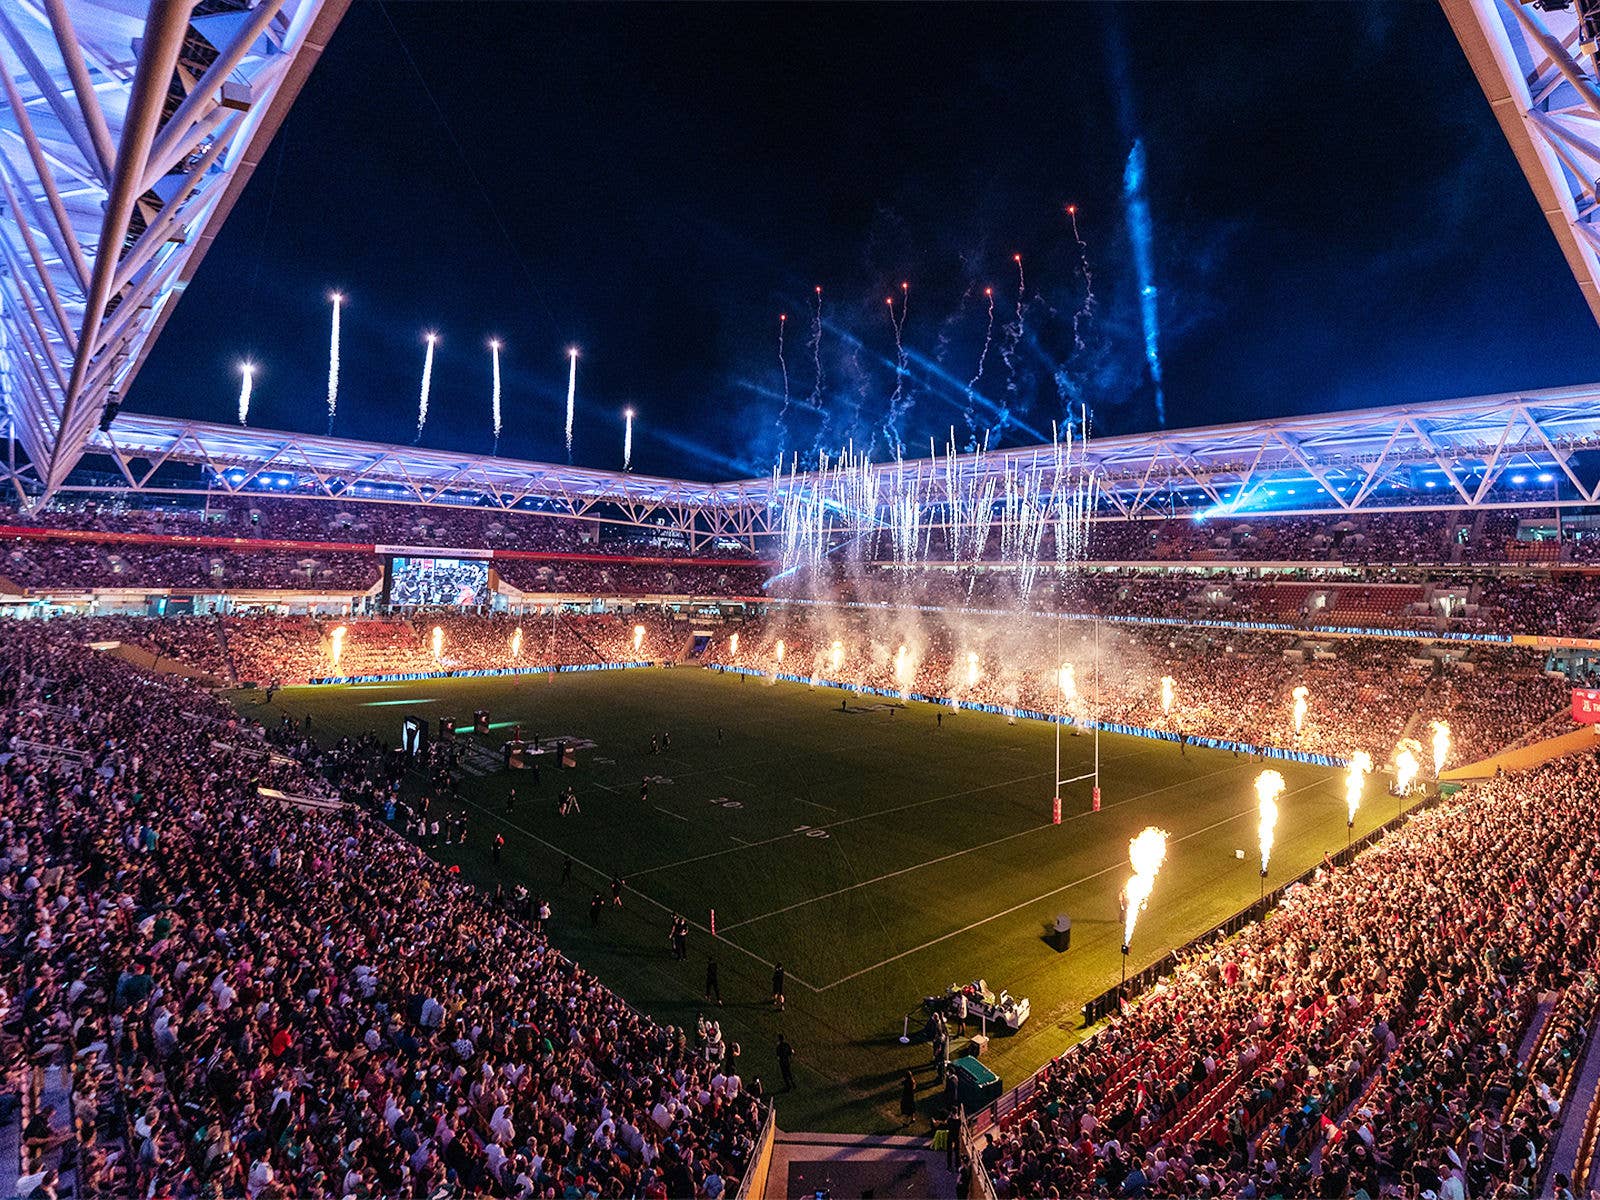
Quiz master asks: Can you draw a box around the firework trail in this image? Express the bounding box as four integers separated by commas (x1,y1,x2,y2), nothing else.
237,362,254,426
882,282,910,457
988,254,1026,445
490,339,503,453
326,292,342,434
565,347,578,462
807,286,828,454
774,313,790,465
623,407,635,471
963,286,995,451
1066,205,1096,355
415,333,437,443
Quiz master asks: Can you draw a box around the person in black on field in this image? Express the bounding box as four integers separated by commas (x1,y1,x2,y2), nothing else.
776,1033,794,1091
670,915,688,961
561,855,572,885
704,957,722,1005
590,893,604,925
772,963,786,1010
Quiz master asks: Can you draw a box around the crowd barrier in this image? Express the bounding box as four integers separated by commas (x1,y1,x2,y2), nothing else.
706,664,1351,767
306,660,655,686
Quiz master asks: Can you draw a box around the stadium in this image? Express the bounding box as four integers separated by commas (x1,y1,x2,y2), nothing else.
6,3,1600,1199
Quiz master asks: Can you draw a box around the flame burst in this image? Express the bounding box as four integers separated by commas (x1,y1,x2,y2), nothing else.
775,639,786,664
1255,769,1285,873
1058,662,1076,701
894,643,913,692
633,624,646,652
1292,685,1310,734
1122,826,1169,948
829,640,844,674
1430,721,1451,777
966,652,981,688
1160,675,1175,715
1345,749,1372,825
511,626,523,659
1394,738,1422,794
729,632,739,658
431,625,444,660
330,624,347,669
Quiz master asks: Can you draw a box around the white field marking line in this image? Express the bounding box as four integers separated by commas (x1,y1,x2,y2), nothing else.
730,836,752,846
813,775,1330,992
720,755,1256,932
451,791,824,993
653,805,689,822
720,820,1058,931
626,767,1056,880
795,797,838,813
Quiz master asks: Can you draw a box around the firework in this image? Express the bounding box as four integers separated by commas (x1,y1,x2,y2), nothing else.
829,639,844,675
623,407,635,471
1394,739,1421,793
416,333,437,442
431,625,444,660
1255,769,1285,874
1066,204,1096,355
1122,826,1169,949
1292,685,1310,734
963,286,996,450
1430,721,1451,777
511,626,523,659
774,313,790,463
1058,662,1076,701
633,624,646,652
236,362,254,425
966,651,980,688
1160,675,1176,716
489,339,503,450
326,292,342,433
329,624,346,670
565,347,579,462
1345,749,1372,826
989,253,1026,443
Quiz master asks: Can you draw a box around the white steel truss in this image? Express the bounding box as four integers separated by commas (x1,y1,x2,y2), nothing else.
1443,0,1600,323
56,381,1600,548
0,0,349,500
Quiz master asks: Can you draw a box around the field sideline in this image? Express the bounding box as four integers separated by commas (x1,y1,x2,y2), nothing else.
235,667,1421,1133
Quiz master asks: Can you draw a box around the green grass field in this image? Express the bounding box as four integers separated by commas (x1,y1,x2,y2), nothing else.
232,667,1416,1134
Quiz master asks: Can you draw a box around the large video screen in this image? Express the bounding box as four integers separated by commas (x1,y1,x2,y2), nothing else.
387,556,490,606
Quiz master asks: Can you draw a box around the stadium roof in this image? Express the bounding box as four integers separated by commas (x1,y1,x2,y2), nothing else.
1443,0,1600,325
42,381,1600,547
0,0,349,499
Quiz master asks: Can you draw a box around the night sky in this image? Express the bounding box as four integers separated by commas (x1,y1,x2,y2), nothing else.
127,2,1600,481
